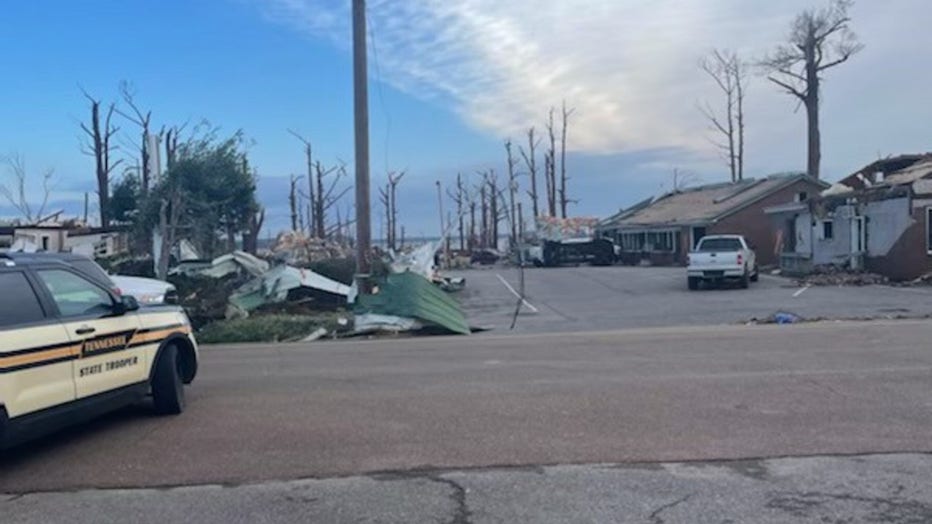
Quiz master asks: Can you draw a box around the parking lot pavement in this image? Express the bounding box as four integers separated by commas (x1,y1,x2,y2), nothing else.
456,265,932,333
6,454,932,523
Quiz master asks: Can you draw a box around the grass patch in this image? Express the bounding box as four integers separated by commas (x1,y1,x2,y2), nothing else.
197,313,345,344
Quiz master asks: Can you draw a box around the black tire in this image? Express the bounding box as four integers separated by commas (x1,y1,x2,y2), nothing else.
152,344,185,415
688,277,699,290
750,265,759,282
740,270,750,289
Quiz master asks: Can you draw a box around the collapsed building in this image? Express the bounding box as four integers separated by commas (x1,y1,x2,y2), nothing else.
766,154,932,280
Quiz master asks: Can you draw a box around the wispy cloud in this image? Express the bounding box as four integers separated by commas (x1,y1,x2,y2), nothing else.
258,1,791,153
259,0,932,173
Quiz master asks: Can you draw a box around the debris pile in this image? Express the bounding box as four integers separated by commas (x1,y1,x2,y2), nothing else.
388,241,466,293
229,265,350,317
158,240,471,340
270,231,351,265
900,271,932,287
796,266,888,286
165,250,349,330
171,251,269,279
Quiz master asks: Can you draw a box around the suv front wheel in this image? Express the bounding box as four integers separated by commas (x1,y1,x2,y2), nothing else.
152,344,185,415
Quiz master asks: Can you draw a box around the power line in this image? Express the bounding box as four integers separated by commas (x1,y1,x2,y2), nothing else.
366,4,392,176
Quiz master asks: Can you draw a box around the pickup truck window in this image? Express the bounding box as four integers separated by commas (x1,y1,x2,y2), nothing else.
0,271,47,327
696,238,743,252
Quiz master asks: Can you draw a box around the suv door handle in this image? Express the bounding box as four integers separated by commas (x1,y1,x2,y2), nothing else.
75,326,96,335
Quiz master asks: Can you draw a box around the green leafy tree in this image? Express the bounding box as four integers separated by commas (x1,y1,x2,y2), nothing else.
108,173,140,224
143,127,259,276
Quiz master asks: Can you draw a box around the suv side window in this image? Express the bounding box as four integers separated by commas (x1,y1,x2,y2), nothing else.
0,271,47,328
37,269,114,318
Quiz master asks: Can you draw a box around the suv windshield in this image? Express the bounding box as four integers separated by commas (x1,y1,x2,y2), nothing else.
696,238,742,252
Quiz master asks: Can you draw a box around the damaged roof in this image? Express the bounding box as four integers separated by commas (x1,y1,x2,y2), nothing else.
605,173,824,229
834,153,932,192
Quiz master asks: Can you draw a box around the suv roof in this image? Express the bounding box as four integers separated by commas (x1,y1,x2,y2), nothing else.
1,252,115,289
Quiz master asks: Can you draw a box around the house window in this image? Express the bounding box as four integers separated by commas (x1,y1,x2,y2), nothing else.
619,232,645,251
691,226,706,249
927,208,932,254
41,236,49,251
646,231,675,252
822,220,834,240
796,191,808,202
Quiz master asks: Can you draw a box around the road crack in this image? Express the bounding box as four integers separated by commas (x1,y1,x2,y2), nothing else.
427,475,473,524
648,493,693,524
766,491,932,522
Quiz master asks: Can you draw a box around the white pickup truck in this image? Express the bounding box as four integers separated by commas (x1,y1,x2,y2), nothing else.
686,235,758,290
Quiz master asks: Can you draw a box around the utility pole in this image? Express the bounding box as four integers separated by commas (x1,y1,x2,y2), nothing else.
436,180,449,269
517,202,524,239
352,0,371,291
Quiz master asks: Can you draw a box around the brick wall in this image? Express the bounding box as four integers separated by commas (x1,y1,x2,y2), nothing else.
710,179,826,267
865,206,932,281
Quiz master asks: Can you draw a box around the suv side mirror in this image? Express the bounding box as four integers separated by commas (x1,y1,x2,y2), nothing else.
112,295,140,315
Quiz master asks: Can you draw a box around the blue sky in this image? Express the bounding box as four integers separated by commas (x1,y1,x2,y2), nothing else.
2,0,931,236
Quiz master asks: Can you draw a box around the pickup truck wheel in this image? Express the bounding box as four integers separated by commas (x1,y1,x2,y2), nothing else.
750,266,759,282
740,270,750,289
152,344,185,415
688,277,699,290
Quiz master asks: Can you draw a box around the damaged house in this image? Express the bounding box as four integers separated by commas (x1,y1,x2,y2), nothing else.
766,154,932,280
599,173,827,266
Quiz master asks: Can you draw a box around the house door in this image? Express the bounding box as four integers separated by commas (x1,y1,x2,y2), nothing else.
691,227,706,249
850,217,865,253
785,218,797,252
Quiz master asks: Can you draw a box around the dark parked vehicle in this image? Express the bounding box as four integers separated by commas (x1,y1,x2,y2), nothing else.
470,249,501,265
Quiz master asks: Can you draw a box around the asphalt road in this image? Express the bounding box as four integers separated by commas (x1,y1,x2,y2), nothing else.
3,320,932,495
458,266,932,333
6,454,932,523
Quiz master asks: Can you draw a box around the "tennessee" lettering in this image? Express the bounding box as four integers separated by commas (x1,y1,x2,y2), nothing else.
83,335,128,354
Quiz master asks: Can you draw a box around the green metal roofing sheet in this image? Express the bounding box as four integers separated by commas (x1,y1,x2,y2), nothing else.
355,271,470,335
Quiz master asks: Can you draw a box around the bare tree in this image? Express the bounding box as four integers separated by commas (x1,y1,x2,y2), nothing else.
378,171,404,249
487,170,500,248
243,207,265,255
760,0,863,179
467,188,477,251
80,91,122,227
544,108,558,217
287,130,315,234
559,101,575,218
478,170,507,249
519,127,541,220
0,154,55,223
478,176,489,249
163,125,180,172
115,81,153,193
446,173,466,251
310,161,351,239
671,168,701,191
156,185,183,280
289,174,300,231
699,49,748,182
504,140,519,245
378,185,390,248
